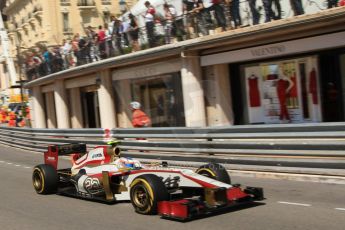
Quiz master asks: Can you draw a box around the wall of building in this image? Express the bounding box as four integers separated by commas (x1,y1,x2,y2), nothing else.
22,7,345,128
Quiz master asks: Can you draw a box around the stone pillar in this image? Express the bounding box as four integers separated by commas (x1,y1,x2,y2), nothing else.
205,64,234,126
70,88,83,128
45,92,57,128
32,86,46,128
181,51,206,127
54,79,70,128
115,79,132,128
98,70,116,128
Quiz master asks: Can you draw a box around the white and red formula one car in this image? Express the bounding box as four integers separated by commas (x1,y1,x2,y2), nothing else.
32,141,264,220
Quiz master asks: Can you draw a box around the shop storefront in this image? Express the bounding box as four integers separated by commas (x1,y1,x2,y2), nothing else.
202,31,345,125
240,56,321,124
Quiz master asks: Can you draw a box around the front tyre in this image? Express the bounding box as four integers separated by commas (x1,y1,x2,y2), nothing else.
196,163,231,184
32,164,58,194
130,174,169,215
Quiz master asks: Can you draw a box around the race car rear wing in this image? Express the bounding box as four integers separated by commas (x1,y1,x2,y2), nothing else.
44,144,87,170
51,143,86,155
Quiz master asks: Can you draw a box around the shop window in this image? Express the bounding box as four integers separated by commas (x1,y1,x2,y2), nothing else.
130,74,185,127
241,56,322,124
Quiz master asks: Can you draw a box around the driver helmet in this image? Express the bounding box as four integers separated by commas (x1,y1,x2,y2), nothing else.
130,101,141,110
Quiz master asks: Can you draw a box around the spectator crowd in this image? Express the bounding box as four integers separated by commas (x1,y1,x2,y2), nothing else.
24,0,344,81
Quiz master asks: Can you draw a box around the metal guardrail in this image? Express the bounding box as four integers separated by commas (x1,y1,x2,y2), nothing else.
1,123,344,180
0,122,345,158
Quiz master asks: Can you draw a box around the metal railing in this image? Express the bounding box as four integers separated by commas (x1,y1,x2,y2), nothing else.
23,1,341,81
1,122,345,157
1,123,345,177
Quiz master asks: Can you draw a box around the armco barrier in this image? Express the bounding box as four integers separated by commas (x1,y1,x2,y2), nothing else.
0,122,345,159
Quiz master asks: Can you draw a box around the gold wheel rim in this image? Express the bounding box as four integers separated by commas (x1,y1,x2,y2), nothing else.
133,185,149,208
33,169,43,192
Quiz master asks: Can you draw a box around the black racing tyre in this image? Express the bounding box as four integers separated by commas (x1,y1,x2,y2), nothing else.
130,174,169,215
196,163,231,184
32,164,58,194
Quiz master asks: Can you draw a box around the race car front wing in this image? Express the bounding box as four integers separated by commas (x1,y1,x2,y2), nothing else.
158,186,264,220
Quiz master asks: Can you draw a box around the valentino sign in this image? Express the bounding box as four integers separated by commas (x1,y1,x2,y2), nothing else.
250,45,286,57
201,31,345,66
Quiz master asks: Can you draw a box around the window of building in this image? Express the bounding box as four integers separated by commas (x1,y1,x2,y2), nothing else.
130,74,185,127
103,12,110,24
62,12,69,32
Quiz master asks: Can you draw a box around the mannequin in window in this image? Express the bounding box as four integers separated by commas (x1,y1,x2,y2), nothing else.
276,65,293,122
248,74,261,107
287,69,298,108
309,67,318,105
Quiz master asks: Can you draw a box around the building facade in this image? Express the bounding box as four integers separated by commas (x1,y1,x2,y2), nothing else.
1,0,137,106
23,6,345,129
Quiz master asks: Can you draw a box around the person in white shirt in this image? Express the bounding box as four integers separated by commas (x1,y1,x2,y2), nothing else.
61,39,72,69
144,1,157,47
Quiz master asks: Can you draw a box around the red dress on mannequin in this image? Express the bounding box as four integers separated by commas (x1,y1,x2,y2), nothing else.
248,76,261,107
277,79,290,120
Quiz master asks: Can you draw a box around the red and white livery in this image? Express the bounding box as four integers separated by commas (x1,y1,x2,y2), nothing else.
32,143,264,220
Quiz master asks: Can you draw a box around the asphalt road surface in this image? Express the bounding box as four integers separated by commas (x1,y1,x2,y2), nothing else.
0,145,344,230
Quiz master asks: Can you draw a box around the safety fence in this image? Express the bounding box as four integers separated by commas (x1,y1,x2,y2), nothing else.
1,122,345,157
1,123,345,177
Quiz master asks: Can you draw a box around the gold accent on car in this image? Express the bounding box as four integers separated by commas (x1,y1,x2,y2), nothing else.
102,171,114,201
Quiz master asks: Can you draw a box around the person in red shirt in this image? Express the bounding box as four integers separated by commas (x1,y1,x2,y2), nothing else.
97,25,107,59
130,101,151,128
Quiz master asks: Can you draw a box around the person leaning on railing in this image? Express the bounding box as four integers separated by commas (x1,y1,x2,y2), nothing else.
163,3,177,44
183,0,205,38
71,33,80,67
97,25,107,59
144,1,157,48
128,13,141,52
208,0,227,32
112,18,125,55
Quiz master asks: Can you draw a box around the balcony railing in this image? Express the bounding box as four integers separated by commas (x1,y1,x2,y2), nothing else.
22,0,340,82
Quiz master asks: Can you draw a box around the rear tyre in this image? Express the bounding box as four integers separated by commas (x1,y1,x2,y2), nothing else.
130,174,169,215
32,164,58,194
196,163,231,184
